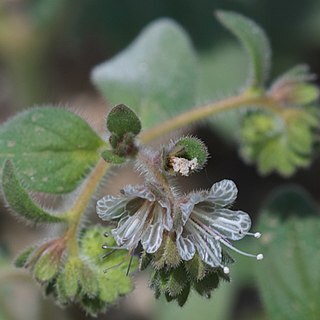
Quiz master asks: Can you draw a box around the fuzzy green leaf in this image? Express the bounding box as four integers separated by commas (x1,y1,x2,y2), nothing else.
240,109,319,176
2,160,65,223
216,10,271,88
255,187,320,320
0,107,105,194
91,19,197,128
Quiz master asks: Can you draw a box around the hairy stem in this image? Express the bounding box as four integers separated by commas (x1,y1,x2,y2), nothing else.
65,159,110,255
140,91,284,143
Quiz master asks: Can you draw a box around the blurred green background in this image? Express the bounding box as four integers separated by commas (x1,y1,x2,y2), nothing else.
1,0,320,319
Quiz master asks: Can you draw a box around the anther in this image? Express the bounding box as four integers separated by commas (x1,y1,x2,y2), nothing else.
257,254,264,260
245,231,262,238
223,266,230,274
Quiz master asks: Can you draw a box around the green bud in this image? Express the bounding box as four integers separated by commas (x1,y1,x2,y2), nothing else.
28,239,66,283
270,64,319,106
164,137,208,176
101,150,126,164
14,246,35,268
153,233,181,269
289,84,319,105
272,83,319,106
57,257,81,300
184,254,207,281
79,262,99,297
165,264,188,297
174,137,208,165
106,104,141,137
33,250,61,282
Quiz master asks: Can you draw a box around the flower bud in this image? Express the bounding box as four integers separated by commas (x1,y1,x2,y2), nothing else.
269,64,319,106
32,239,66,282
106,104,141,137
271,82,319,106
56,257,81,300
14,246,35,268
78,262,99,297
152,233,181,269
164,137,208,176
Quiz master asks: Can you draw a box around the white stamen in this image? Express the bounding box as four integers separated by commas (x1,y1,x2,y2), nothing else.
171,157,198,176
223,266,230,274
102,245,126,250
219,238,259,259
257,254,264,260
245,231,262,238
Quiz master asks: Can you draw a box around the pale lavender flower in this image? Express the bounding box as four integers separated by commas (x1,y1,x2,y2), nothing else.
176,179,263,273
96,184,172,253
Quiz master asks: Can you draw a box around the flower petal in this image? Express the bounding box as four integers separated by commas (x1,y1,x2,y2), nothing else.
210,208,251,240
112,207,149,249
193,234,222,267
208,179,238,207
96,195,127,221
176,235,196,261
187,221,222,267
180,192,207,224
141,222,163,253
122,184,155,201
141,205,164,253
158,198,173,230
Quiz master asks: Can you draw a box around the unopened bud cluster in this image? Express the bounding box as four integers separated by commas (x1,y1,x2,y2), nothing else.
14,226,135,316
101,104,142,164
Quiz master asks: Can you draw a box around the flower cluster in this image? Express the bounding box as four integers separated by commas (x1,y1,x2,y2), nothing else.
97,179,262,274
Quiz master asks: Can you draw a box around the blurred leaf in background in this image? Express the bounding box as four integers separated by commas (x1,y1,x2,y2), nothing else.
255,187,320,320
91,18,197,129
